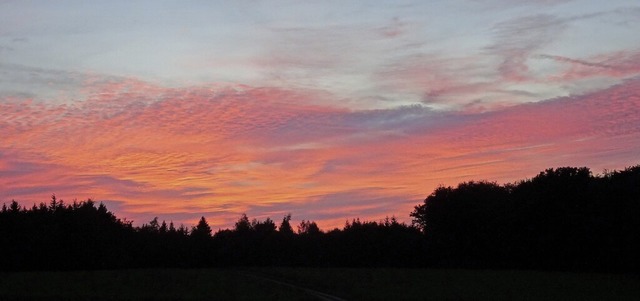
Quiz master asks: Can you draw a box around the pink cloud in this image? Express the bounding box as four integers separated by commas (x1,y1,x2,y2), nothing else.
2,76,639,230
540,51,640,81
376,17,407,38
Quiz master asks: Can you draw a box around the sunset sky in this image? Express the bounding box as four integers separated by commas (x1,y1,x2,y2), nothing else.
2,0,639,230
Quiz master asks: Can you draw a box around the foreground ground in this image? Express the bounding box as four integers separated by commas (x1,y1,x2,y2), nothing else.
0,268,639,300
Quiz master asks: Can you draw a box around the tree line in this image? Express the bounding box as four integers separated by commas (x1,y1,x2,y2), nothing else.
0,197,422,270
1,164,638,272
411,165,640,272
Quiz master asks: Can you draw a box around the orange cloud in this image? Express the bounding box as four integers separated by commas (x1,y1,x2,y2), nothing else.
2,76,639,230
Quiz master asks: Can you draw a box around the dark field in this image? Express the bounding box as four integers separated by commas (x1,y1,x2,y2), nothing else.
0,268,307,300
1,268,639,300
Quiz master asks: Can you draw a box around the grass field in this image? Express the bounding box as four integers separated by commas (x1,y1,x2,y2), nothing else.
256,268,640,300
1,268,639,300
0,269,307,301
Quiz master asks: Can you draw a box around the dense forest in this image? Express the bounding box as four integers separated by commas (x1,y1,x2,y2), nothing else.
1,165,639,273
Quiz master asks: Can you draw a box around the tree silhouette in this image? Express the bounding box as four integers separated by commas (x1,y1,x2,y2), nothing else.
279,213,294,235
297,220,320,235
1,164,638,272
234,213,252,234
159,221,168,233
411,181,511,267
252,217,277,234
191,216,212,239
410,165,640,271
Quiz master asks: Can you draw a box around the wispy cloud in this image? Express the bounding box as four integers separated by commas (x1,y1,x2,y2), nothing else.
2,1,639,229
539,51,640,81
487,14,568,82
2,74,639,228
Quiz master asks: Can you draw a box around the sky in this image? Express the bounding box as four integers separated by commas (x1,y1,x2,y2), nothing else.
1,0,640,230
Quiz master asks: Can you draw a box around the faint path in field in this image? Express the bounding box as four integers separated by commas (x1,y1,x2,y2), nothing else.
237,271,347,301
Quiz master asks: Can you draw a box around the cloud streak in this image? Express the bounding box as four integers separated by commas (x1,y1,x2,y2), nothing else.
2,1,640,229
2,74,639,229
539,51,640,81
